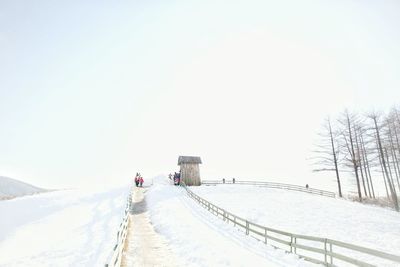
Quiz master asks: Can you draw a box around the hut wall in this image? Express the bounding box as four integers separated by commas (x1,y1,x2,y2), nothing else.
180,163,201,186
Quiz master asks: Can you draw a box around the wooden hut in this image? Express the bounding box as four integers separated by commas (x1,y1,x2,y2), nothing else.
178,156,202,186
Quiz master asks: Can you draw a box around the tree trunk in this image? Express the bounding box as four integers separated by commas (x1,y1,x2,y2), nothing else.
392,122,400,176
328,119,342,197
355,131,368,197
376,134,390,199
372,116,399,211
385,148,398,194
388,124,400,192
354,129,368,197
360,132,375,198
346,113,362,201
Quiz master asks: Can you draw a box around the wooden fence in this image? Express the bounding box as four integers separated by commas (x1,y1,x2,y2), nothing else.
181,183,400,266
105,189,133,267
202,179,336,198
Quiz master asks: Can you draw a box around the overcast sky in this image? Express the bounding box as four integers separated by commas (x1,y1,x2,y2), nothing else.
1,0,400,191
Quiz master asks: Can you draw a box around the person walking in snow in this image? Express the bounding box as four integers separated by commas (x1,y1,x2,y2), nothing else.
134,174,139,187
139,176,144,187
174,172,181,185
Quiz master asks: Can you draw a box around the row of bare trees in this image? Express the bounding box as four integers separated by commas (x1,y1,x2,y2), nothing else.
313,107,400,211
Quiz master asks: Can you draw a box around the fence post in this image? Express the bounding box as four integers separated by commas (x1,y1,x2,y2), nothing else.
290,235,293,253
294,237,297,254
246,221,249,235
234,216,236,226
324,238,328,265
264,228,267,244
208,202,210,211
330,243,333,265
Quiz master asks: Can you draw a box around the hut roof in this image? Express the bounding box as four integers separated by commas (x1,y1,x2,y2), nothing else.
178,156,202,165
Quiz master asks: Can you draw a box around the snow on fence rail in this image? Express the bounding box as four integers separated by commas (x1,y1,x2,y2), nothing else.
202,179,336,198
181,183,400,267
105,188,133,267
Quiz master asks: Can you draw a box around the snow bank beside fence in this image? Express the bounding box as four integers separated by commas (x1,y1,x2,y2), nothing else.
192,184,400,257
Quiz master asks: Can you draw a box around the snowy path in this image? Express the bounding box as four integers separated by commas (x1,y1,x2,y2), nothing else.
122,187,179,267
144,176,312,266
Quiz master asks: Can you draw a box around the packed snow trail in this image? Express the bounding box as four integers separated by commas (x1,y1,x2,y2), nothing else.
143,176,313,266
122,186,179,266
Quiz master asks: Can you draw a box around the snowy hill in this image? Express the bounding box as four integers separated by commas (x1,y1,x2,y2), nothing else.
2,176,398,266
0,176,45,200
0,185,130,266
191,184,400,265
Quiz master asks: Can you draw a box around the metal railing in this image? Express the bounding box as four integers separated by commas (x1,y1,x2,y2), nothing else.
181,183,400,266
202,179,336,198
105,188,133,267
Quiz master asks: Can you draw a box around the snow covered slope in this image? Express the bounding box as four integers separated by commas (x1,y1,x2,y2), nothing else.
0,185,130,267
192,184,400,266
0,176,45,199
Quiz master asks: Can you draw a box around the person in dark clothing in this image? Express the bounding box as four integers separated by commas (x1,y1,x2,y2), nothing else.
173,172,181,185
134,174,139,187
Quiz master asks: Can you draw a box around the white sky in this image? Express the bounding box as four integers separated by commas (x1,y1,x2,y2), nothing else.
1,0,400,191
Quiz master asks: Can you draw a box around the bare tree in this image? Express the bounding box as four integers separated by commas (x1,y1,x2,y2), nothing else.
386,116,400,191
338,110,362,201
355,128,369,197
369,112,399,211
356,126,373,198
312,117,343,197
374,132,390,199
359,130,375,198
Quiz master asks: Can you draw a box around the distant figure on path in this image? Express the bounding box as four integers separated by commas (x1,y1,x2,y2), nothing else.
139,176,144,187
306,184,309,189
173,172,180,185
134,173,140,187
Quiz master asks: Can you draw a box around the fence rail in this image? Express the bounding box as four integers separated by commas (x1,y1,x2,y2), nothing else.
105,188,133,267
202,179,336,198
182,182,400,266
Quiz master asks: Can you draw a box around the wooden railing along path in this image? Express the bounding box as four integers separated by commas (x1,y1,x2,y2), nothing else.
105,188,133,267
202,179,336,198
181,182,400,266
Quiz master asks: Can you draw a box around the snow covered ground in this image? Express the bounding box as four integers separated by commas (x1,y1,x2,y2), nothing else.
0,176,45,200
2,176,398,266
0,185,130,267
146,176,314,266
191,184,400,266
